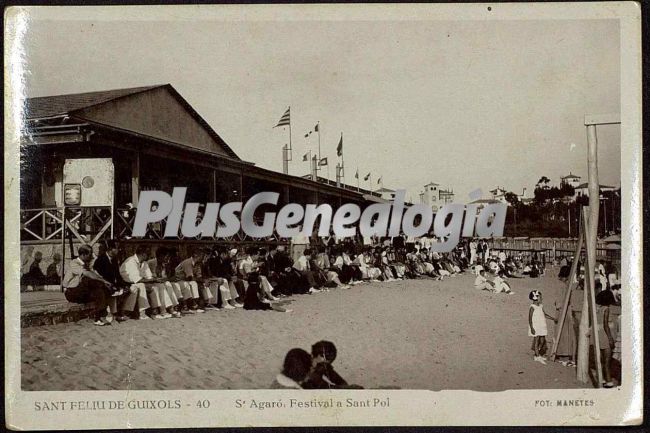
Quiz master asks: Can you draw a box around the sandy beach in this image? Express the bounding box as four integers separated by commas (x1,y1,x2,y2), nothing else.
21,269,584,391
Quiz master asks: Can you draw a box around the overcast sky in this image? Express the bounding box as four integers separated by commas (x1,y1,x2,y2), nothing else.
19,15,620,201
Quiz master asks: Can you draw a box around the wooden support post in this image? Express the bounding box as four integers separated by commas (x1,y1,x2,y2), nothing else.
131,151,140,205
211,169,217,202
60,183,66,292
576,209,591,383
586,122,603,386
576,209,604,386
550,215,584,361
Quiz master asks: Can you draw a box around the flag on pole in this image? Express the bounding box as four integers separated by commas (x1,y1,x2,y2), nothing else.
364,173,370,181
319,157,328,166
336,134,343,157
314,123,319,132
304,133,309,138
274,107,290,128
355,169,359,179
302,153,309,162
377,176,382,184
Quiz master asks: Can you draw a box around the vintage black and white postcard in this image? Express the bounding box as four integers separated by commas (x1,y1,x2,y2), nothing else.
4,2,643,429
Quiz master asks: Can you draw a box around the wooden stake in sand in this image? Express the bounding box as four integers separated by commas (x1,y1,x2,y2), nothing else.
576,211,591,383
549,210,584,361
576,209,603,386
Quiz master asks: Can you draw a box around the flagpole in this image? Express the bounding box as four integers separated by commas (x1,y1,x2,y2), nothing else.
317,121,321,163
288,106,292,162
282,144,288,174
356,166,360,192
340,132,344,184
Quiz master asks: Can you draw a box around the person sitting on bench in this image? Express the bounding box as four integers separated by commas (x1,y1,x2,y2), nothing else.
62,245,115,326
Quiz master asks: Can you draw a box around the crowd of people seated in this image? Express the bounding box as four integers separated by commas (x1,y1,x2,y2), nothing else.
53,234,480,325
24,232,615,327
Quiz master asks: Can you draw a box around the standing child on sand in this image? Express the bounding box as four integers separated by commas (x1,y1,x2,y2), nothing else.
528,290,558,364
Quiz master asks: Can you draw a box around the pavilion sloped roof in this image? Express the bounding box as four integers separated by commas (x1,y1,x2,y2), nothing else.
25,85,163,119
24,84,240,160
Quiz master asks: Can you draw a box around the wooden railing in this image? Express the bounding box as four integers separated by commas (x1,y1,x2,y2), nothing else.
21,207,113,245
489,236,620,264
20,208,65,242
22,206,288,245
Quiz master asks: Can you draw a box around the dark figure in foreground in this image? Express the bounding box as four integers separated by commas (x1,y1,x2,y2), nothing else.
303,340,363,389
270,348,313,389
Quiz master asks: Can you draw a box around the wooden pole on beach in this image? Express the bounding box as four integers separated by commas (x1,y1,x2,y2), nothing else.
576,209,603,386
586,122,603,386
576,210,591,383
584,120,605,386
549,209,584,361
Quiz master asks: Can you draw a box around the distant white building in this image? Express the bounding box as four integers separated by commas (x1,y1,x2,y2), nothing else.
489,186,508,204
574,183,618,199
560,172,582,189
419,182,454,211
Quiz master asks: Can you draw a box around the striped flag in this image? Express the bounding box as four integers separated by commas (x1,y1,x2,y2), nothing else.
318,157,328,166
274,107,290,128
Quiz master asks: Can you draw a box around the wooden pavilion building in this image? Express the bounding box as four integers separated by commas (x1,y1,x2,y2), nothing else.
20,84,377,267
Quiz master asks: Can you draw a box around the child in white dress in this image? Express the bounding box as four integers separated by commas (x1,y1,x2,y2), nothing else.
528,290,558,364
